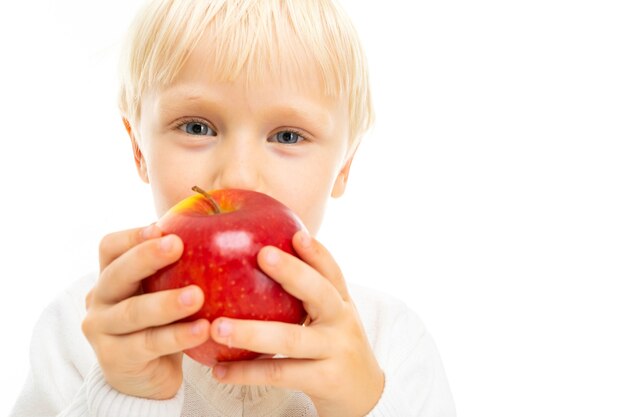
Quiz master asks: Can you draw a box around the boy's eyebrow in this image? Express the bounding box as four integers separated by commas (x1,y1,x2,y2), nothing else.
263,103,333,128
156,89,335,129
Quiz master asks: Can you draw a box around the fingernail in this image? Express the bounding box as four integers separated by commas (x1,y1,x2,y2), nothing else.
191,320,206,336
160,235,175,252
217,320,232,337
264,247,280,266
141,224,159,240
213,364,227,379
179,287,197,306
298,231,312,248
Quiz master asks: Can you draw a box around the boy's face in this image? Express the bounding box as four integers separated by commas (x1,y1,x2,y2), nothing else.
130,38,354,235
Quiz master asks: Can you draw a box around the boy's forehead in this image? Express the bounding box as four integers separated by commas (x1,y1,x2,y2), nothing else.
150,32,349,118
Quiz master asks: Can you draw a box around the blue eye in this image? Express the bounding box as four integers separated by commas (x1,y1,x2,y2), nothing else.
270,130,304,144
179,121,215,136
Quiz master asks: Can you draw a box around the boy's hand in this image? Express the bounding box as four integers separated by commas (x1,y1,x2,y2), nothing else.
209,231,385,417
81,225,211,399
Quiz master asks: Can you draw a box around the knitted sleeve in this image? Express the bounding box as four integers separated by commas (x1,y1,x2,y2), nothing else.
9,274,185,417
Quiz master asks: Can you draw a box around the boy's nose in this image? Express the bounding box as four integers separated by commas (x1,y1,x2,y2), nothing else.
213,139,262,191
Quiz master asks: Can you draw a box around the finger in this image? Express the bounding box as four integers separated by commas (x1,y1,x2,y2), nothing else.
210,318,327,359
293,231,350,301
212,357,317,393
123,318,211,364
99,224,162,271
85,289,94,309
257,246,343,321
94,234,183,305
99,285,204,335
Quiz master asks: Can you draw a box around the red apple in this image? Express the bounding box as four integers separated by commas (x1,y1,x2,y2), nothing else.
142,186,307,366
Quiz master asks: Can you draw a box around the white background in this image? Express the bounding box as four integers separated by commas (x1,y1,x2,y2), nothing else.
1,0,625,415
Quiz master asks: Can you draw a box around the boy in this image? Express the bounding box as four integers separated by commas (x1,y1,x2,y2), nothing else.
11,0,455,416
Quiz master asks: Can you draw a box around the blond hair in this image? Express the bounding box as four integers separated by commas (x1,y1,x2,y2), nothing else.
118,0,374,143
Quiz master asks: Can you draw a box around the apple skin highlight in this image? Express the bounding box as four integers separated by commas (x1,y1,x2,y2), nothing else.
142,188,307,366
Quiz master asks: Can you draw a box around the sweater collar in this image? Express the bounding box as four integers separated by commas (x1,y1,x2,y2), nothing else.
182,355,308,416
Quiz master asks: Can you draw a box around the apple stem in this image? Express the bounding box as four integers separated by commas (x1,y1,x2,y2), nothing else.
191,186,221,214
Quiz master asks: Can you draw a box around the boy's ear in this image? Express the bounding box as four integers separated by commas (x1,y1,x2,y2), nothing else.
331,145,358,198
123,117,149,184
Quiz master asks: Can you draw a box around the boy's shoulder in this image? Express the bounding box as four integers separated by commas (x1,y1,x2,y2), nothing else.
347,282,428,351
65,272,98,303
348,281,422,322
28,273,98,383
40,272,96,317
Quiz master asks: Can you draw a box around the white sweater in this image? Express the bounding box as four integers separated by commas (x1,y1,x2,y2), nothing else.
11,273,455,417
